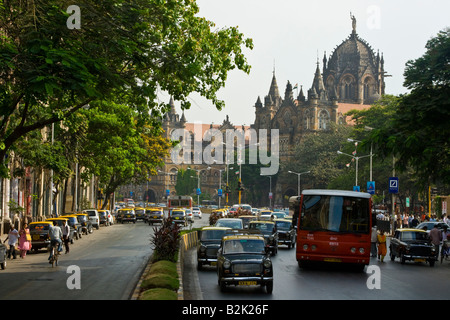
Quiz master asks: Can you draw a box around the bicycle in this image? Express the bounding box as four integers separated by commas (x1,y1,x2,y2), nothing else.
48,240,60,267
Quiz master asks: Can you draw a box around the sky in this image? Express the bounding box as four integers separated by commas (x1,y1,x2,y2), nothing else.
162,0,450,126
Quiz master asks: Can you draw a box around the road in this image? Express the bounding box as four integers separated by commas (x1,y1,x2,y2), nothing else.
0,221,154,300
189,230,450,300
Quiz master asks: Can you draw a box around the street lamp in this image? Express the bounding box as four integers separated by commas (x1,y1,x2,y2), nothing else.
260,174,273,209
288,170,310,196
210,167,224,208
188,167,210,206
337,151,371,188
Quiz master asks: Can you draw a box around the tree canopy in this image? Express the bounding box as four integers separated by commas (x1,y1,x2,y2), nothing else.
0,0,253,176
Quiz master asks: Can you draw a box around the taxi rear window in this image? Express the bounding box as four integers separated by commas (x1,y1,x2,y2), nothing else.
30,224,50,231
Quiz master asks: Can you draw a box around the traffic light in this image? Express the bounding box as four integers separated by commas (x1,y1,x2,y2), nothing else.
236,181,244,191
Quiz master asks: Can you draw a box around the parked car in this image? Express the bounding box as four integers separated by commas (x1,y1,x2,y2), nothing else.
75,213,93,235
275,219,296,249
217,233,273,293
46,217,75,244
98,210,111,226
215,218,243,230
192,207,202,219
118,208,136,224
248,220,278,255
83,209,100,229
389,228,437,267
60,214,83,239
29,221,53,251
197,226,231,269
146,207,164,225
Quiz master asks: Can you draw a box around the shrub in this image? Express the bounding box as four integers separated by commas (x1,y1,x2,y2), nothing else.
140,288,178,300
150,218,181,262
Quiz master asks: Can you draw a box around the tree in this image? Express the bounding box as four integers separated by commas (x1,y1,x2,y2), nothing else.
0,0,253,176
367,29,450,187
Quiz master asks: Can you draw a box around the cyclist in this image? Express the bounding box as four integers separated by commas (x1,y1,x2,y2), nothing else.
48,221,63,262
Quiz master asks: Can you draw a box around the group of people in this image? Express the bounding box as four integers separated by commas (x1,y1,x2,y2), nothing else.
2,220,71,263
371,226,387,262
3,224,32,259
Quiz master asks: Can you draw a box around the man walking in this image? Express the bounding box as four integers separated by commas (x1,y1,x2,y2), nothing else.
429,224,442,260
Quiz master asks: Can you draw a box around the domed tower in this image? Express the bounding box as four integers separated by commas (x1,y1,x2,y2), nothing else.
322,13,385,104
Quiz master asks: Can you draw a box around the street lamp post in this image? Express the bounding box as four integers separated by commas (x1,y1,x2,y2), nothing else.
260,174,272,209
288,170,310,196
336,151,371,188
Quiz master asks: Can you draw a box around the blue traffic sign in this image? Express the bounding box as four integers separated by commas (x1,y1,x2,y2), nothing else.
166,189,170,196
389,177,399,194
218,188,223,197
196,188,201,195
353,186,360,192
367,181,375,195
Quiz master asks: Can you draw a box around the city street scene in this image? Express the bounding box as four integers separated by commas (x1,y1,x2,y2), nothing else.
0,0,449,312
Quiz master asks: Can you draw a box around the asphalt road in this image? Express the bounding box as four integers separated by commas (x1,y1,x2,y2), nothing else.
0,221,154,300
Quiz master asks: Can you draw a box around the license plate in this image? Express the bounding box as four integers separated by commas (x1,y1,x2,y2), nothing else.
324,258,342,262
414,258,426,263
238,281,257,286
153,216,158,219
33,235,40,240
210,261,217,266
175,217,179,220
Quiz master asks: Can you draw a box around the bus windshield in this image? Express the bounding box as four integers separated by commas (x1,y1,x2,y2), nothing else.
300,194,370,234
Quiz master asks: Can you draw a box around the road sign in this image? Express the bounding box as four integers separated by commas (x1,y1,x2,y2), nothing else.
389,177,399,194
367,181,375,195
166,189,170,196
218,188,222,197
353,186,360,192
196,188,201,195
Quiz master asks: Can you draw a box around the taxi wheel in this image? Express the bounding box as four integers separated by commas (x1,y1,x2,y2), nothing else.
265,282,273,294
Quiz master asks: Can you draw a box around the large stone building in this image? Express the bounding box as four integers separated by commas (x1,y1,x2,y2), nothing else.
120,15,387,207
251,15,386,206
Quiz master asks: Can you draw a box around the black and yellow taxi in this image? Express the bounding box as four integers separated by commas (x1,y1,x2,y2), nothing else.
74,213,93,234
117,208,136,224
29,221,53,251
274,218,296,249
197,226,231,270
46,217,76,243
217,232,274,293
389,228,437,266
60,213,83,239
134,207,146,221
248,220,278,255
170,208,187,226
146,207,164,225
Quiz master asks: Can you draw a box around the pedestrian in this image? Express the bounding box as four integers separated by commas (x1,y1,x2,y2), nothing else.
3,226,19,260
61,220,70,254
371,225,378,257
377,230,387,262
429,224,442,259
18,223,32,259
410,215,420,228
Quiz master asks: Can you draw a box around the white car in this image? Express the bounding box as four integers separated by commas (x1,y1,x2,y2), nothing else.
83,209,100,229
192,207,202,219
185,209,194,222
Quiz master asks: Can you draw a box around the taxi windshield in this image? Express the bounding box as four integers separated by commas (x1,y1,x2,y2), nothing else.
201,229,228,241
223,239,265,254
172,211,184,216
275,221,291,230
249,223,274,234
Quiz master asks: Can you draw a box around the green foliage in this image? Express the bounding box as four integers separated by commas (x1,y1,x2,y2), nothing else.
0,0,253,177
366,29,450,187
150,218,181,262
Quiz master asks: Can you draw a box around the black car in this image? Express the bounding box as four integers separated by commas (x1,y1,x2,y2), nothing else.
118,208,136,224
248,221,278,255
389,229,437,267
217,233,273,293
134,207,146,221
61,214,83,239
75,213,93,235
275,219,296,249
146,208,164,225
197,227,231,269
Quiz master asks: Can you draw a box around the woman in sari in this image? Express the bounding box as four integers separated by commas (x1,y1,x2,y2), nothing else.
377,230,387,262
18,223,32,258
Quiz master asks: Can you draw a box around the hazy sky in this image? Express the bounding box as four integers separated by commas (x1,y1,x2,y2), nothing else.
162,0,449,126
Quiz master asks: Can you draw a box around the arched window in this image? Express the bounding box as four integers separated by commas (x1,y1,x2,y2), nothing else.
318,109,330,130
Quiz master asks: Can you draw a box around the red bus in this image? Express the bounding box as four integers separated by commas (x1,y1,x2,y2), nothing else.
293,189,372,271
167,195,193,215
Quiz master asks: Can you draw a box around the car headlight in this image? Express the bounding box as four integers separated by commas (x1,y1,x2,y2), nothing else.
263,260,272,268
223,260,231,269
200,246,206,253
